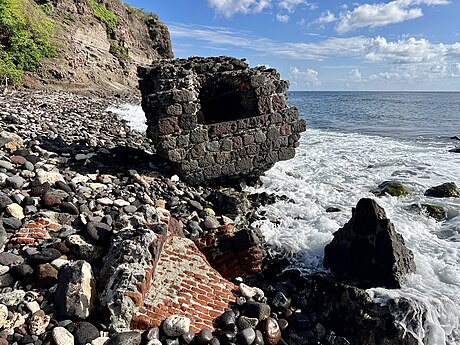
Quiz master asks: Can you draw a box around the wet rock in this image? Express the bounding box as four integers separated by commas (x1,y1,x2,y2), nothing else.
163,315,190,337
272,291,291,310
196,329,213,344
238,327,256,345
55,260,96,319
425,182,460,198
374,181,411,197
324,198,416,288
263,317,281,345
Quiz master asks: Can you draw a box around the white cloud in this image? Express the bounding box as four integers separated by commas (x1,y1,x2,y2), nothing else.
348,68,363,81
364,36,447,63
318,10,337,24
276,13,290,22
207,0,317,17
168,23,367,60
278,0,316,12
207,0,271,17
334,0,450,33
289,66,321,87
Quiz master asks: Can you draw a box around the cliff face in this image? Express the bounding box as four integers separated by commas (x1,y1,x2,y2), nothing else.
23,0,173,95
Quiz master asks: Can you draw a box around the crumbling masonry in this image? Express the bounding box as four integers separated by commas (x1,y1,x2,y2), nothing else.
138,56,306,185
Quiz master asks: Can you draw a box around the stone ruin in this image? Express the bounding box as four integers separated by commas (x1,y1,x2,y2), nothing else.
138,56,306,185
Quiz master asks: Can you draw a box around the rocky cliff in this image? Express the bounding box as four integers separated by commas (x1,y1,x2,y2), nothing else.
22,0,173,95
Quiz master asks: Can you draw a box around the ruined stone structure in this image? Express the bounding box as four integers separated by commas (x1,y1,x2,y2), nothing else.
138,56,306,185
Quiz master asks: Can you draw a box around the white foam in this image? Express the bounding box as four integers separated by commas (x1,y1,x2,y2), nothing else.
250,129,460,345
107,103,147,133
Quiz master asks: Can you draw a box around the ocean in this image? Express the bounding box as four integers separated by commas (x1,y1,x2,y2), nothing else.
109,91,460,345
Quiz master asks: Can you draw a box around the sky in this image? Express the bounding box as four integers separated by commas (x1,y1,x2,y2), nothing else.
124,0,460,91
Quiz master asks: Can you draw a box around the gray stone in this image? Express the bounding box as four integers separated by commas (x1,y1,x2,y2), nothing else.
6,175,25,188
0,252,24,266
107,331,142,345
244,301,271,321
55,260,96,319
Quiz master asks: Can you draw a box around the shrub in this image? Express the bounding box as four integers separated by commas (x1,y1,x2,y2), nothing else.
0,0,56,84
87,0,118,32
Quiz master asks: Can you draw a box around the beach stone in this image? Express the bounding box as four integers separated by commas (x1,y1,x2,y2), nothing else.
60,202,79,215
97,197,114,206
55,260,96,319
5,203,24,219
0,273,13,288
237,316,259,329
272,292,291,310
114,199,130,207
182,332,195,344
11,263,34,278
29,310,51,335
0,252,24,266
146,340,162,345
66,234,104,262
36,169,65,185
2,216,21,230
108,331,142,345
0,265,8,275
0,193,13,208
238,327,256,345
25,301,41,314
220,310,236,326
2,311,26,335
37,263,59,288
75,321,100,345
0,161,13,171
0,173,8,187
263,317,281,345
203,216,220,229
244,301,271,321
324,198,416,288
239,283,264,300
52,326,74,345
42,189,69,207
0,289,26,306
196,329,213,344
6,175,25,189
0,131,23,151
92,337,111,345
86,222,112,243
0,304,8,328
163,315,190,337
55,180,73,193
29,247,62,263
425,182,460,198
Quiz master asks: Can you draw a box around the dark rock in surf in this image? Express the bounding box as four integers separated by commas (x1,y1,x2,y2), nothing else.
424,182,460,198
324,198,416,288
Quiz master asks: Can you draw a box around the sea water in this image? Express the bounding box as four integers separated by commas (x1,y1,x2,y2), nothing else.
109,91,460,345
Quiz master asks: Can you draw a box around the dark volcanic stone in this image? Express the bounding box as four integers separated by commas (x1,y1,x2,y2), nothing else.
75,321,100,345
196,329,213,344
0,193,13,209
29,248,62,263
244,301,271,322
10,264,34,278
0,218,7,249
324,198,416,288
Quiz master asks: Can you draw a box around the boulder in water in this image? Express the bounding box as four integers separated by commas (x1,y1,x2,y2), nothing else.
324,198,416,288
424,182,460,198
374,181,411,197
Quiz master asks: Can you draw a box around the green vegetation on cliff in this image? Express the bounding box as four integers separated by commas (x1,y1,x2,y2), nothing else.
0,0,56,84
87,0,118,32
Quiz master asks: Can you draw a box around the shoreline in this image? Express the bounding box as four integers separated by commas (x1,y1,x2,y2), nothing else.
0,89,437,344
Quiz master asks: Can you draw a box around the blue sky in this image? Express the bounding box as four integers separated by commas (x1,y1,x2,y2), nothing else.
125,0,460,91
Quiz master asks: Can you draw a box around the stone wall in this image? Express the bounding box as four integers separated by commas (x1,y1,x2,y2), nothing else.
138,56,306,185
